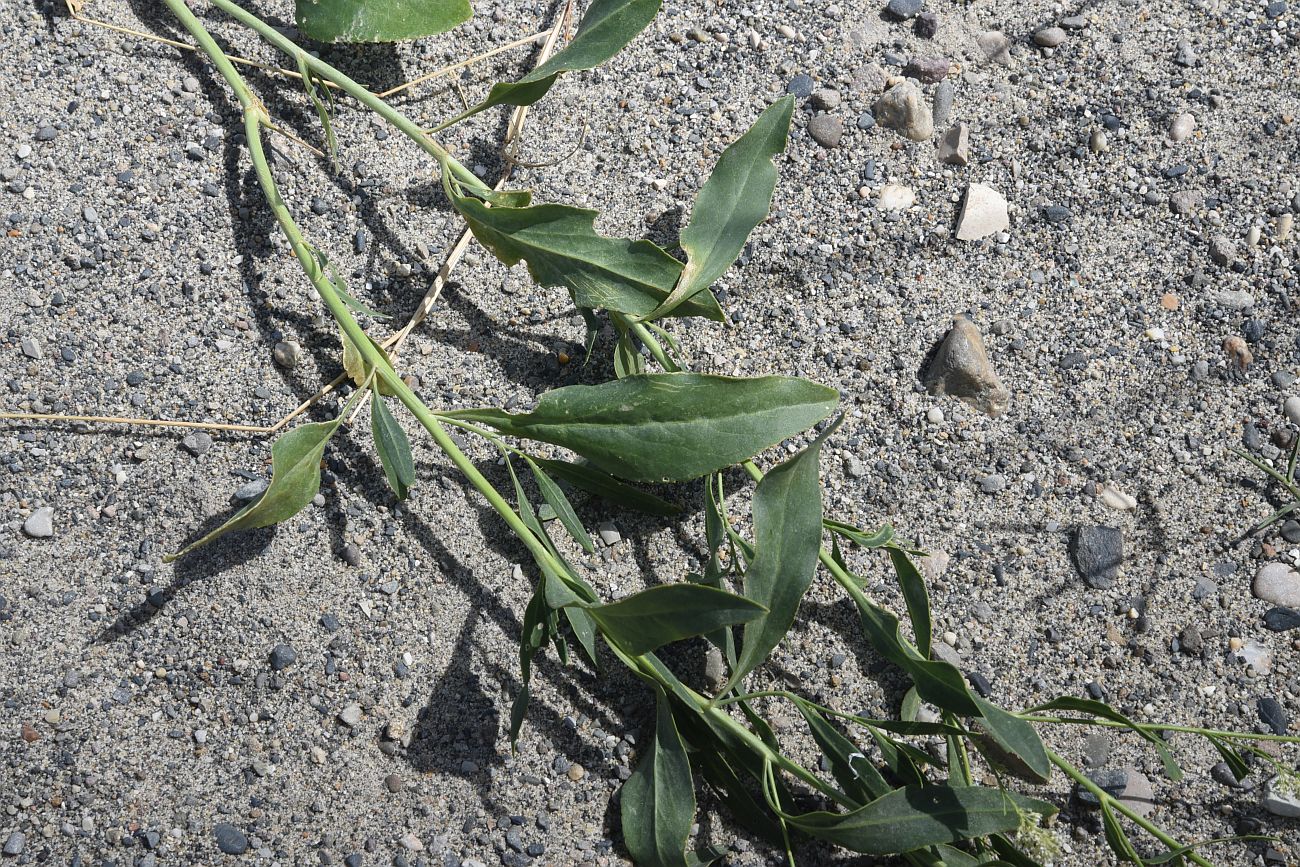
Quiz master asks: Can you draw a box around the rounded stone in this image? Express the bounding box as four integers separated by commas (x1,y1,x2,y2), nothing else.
213,823,249,855
1033,26,1067,47
23,507,54,538
1254,563,1300,608
273,340,301,369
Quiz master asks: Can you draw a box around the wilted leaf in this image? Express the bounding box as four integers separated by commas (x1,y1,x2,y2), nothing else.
297,0,471,44
165,397,356,561
445,373,839,482
645,97,793,320
586,584,765,656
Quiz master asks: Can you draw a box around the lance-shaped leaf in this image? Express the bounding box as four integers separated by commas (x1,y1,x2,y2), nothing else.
371,394,415,500
164,397,356,561
621,690,698,867
297,0,471,44
530,457,679,516
969,696,1050,784
723,422,832,690
446,190,724,321
644,97,794,321
1028,696,1182,781
585,584,765,656
524,457,594,552
887,545,933,657
445,373,839,482
854,595,981,717
795,700,887,804
786,785,1055,855
436,0,661,129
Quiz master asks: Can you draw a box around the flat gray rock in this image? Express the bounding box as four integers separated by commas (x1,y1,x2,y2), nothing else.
22,507,53,538
1254,563,1300,608
1072,526,1123,589
924,317,1010,417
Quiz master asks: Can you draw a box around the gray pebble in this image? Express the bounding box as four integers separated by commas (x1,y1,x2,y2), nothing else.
269,643,297,671
338,703,363,727
597,522,621,546
342,543,362,566
214,823,249,855
1071,526,1122,589
1283,395,1300,426
785,74,814,99
1175,40,1197,67
385,773,404,793
914,11,938,37
273,340,301,369
1281,520,1300,544
931,80,954,127
182,76,201,93
234,480,269,502
20,337,41,359
979,474,1006,494
1034,27,1067,47
903,57,948,84
353,229,368,254
1061,15,1089,28
1254,563,1300,607
181,432,213,457
2,832,24,856
810,88,840,110
34,126,57,142
22,507,54,539
1082,733,1110,767
855,111,876,131
1259,697,1288,735
886,0,922,18
1264,606,1300,631
807,114,844,148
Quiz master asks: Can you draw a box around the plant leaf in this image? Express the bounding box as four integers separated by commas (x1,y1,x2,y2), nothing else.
827,520,895,549
1205,734,1250,782
530,457,679,516
445,373,839,483
525,457,594,552
887,545,932,657
621,689,697,867
435,0,661,128
446,188,724,322
614,331,647,377
371,394,415,500
1100,800,1144,864
794,700,886,804
785,785,1055,855
970,697,1051,784
724,422,833,689
297,0,471,43
164,397,356,561
1028,696,1182,782
644,97,793,321
585,584,765,656
900,687,921,723
854,595,981,716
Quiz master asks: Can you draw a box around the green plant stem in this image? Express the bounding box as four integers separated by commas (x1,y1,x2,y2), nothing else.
1049,750,1216,867
203,0,491,196
161,2,853,821
1021,715,1300,744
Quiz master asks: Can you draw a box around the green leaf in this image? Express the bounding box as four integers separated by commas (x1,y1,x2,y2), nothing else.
724,422,833,689
585,584,765,656
530,456,679,516
445,189,724,322
1028,697,1182,782
164,395,357,561
295,53,338,168
887,546,933,657
900,687,921,723
445,373,839,483
970,697,1051,784
621,690,697,867
1100,800,1144,864
435,0,661,128
854,595,981,716
297,0,471,43
827,520,895,549
644,97,793,321
794,700,886,804
524,457,594,552
1205,734,1250,782
614,331,647,377
371,394,415,500
785,785,1054,855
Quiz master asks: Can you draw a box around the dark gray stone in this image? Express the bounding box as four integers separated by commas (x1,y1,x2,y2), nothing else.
1071,526,1122,589
1259,696,1288,735
213,823,249,855
1264,607,1300,632
887,0,923,18
786,74,814,99
269,643,297,671
914,11,939,37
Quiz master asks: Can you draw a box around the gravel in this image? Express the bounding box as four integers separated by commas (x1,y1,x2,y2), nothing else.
4,0,1300,864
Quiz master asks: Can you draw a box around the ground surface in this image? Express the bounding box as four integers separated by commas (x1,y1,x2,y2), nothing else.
2,0,1299,863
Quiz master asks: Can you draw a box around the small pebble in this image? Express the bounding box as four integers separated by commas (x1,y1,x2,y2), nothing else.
807,114,843,148
1034,27,1066,47
22,507,54,538
182,432,213,457
914,11,938,37
273,340,301,369
213,824,249,855
269,643,297,671
338,703,363,727
886,0,922,18
597,522,621,546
